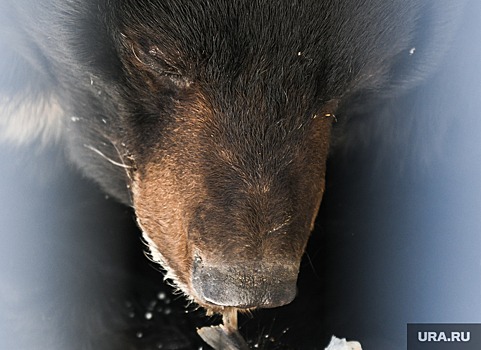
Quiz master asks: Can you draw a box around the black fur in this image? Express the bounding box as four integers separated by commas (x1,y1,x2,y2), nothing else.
0,1,465,201
0,0,471,345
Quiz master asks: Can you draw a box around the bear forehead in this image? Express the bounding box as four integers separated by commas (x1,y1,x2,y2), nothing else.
117,0,415,82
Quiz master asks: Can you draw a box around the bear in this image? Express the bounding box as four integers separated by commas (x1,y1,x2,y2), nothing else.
0,0,468,344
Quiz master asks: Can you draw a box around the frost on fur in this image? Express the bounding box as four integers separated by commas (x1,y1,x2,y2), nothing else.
139,224,194,305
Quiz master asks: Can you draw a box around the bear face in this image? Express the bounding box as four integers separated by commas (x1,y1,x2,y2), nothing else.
0,0,464,315
118,22,337,310
129,94,333,310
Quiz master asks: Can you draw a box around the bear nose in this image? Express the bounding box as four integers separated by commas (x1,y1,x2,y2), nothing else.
192,258,298,309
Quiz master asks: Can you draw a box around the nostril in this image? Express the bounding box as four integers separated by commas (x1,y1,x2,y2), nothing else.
192,260,298,309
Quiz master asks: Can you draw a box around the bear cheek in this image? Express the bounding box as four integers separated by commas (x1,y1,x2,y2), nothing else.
131,160,200,296
304,114,334,230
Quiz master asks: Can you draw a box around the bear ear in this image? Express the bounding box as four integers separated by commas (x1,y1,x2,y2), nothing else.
387,1,466,94
0,12,63,146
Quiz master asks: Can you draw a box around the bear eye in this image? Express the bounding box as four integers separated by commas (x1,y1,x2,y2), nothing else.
145,46,183,78
314,99,339,121
131,41,183,79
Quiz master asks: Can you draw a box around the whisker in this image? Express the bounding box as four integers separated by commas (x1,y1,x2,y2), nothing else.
83,144,132,169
